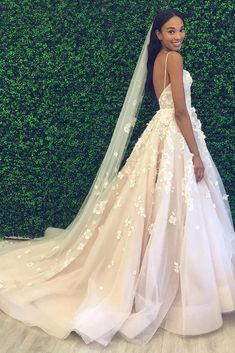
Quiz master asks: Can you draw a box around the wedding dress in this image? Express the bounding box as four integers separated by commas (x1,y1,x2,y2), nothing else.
0,52,234,347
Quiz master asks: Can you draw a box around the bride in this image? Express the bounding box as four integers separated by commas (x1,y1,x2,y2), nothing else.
0,8,234,347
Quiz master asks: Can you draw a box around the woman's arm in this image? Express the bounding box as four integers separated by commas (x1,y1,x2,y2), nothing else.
167,51,204,183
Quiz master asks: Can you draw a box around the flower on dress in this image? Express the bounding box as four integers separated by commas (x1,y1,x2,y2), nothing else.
124,217,131,227
148,223,154,234
173,261,180,273
117,171,125,179
134,195,142,208
83,229,92,239
169,215,176,224
93,200,108,214
77,242,85,251
129,174,136,188
137,207,146,217
116,230,122,240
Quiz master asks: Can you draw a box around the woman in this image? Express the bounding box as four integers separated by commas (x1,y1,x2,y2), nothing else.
0,9,234,347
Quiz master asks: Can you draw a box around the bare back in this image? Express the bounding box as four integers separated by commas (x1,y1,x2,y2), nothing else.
152,50,187,117
153,51,171,100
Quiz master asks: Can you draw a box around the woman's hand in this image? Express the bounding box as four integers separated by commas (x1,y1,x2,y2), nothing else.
193,155,205,183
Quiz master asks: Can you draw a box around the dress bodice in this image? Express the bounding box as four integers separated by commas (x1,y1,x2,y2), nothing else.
158,69,193,110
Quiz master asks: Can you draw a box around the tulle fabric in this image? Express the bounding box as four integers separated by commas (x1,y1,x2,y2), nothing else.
0,69,234,347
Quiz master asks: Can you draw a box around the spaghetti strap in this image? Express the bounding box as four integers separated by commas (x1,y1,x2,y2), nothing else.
163,52,171,89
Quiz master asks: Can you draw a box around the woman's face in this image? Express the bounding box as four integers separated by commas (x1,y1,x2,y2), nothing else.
156,15,185,52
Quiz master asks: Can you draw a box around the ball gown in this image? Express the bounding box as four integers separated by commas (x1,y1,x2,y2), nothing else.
0,53,234,347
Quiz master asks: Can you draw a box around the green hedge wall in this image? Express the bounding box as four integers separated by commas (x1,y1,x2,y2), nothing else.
0,0,234,238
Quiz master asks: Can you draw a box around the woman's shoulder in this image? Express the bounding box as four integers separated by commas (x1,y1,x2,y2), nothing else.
166,51,184,70
155,50,183,66
167,50,183,61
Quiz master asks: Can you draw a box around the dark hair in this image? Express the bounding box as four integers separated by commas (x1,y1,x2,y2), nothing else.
145,9,185,97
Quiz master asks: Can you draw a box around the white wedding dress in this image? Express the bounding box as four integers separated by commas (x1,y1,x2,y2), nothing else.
0,54,234,347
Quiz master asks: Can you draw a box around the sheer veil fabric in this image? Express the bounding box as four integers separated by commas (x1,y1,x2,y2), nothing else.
0,23,235,347
64,25,152,234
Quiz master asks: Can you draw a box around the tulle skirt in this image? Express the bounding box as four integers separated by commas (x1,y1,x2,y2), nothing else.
0,106,234,346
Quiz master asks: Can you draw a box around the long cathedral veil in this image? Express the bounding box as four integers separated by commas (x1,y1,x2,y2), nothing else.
44,25,152,239
0,20,151,260
0,24,152,260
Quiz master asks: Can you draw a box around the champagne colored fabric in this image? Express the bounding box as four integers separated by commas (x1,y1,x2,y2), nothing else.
0,65,234,346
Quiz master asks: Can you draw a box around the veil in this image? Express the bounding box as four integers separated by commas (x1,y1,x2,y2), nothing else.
44,25,152,237
2,24,152,242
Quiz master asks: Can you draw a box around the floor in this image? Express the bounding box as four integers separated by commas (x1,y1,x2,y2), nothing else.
1,310,235,353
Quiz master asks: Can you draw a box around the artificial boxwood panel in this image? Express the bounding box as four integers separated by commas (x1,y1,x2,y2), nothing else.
0,0,234,237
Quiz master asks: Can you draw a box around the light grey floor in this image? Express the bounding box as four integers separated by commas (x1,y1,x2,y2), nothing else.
1,310,235,353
